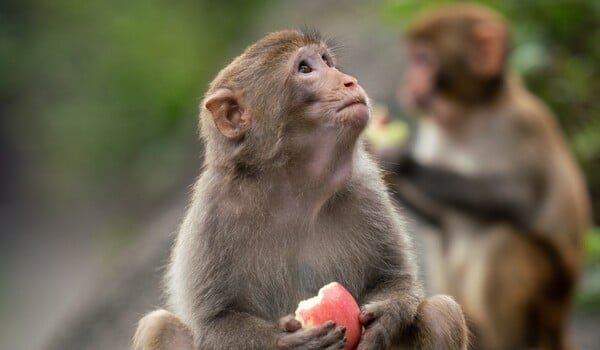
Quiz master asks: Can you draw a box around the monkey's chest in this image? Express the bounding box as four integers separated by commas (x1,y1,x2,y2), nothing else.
414,123,476,174
414,118,505,174
296,246,366,294
248,234,369,320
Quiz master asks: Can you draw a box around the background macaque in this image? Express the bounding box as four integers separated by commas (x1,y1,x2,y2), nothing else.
132,30,467,350
376,4,591,350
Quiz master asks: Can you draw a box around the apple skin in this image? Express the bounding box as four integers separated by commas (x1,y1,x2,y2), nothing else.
294,282,362,350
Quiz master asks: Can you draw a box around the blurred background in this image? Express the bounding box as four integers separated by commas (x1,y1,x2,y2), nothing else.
0,0,598,349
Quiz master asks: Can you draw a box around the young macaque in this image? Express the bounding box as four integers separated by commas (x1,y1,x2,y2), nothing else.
132,30,467,350
379,5,591,350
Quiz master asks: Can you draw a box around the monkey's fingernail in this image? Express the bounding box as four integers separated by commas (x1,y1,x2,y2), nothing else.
340,327,346,334
359,311,375,324
290,321,302,330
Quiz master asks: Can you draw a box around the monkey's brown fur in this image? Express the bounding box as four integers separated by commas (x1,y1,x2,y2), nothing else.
387,4,590,350
132,30,467,350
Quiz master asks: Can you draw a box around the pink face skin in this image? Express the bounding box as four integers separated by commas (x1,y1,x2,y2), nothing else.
272,44,371,197
399,42,438,111
289,44,369,129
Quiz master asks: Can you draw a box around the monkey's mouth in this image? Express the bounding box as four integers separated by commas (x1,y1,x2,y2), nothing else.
336,96,367,113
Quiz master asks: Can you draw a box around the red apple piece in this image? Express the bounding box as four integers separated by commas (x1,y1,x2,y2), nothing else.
294,282,362,350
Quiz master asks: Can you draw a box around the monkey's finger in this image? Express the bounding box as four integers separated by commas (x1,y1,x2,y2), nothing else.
358,309,377,326
355,324,386,350
293,320,337,344
277,321,336,348
316,326,346,346
324,338,347,350
279,315,302,332
306,320,336,338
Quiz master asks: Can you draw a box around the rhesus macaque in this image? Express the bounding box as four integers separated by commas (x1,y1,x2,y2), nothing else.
132,30,468,350
380,4,591,350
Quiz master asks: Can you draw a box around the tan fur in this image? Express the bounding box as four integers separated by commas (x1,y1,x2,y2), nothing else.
416,295,469,350
133,310,193,350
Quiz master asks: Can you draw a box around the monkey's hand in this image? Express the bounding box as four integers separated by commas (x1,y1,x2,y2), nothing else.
356,300,417,350
394,152,418,177
276,315,347,350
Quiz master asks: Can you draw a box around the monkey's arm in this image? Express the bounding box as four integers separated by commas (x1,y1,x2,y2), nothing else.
396,156,539,228
360,276,422,324
357,236,423,350
192,299,345,349
356,237,469,350
387,174,445,226
358,278,422,350
372,138,445,225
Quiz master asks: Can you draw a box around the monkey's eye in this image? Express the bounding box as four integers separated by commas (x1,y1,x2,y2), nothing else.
298,61,312,74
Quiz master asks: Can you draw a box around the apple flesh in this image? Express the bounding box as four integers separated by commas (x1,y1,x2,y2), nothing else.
294,282,361,350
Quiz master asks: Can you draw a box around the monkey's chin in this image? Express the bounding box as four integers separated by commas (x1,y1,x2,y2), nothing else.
336,104,370,129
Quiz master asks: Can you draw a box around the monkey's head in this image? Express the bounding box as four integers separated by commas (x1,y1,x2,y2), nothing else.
400,4,509,111
200,30,369,171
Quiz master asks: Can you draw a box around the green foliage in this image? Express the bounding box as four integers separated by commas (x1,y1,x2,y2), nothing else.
585,227,600,265
579,228,600,311
0,0,271,205
381,0,600,222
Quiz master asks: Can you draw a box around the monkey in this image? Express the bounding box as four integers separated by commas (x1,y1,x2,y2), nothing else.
131,30,468,350
375,4,591,350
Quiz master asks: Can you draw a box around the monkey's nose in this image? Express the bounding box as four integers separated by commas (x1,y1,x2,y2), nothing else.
343,76,360,89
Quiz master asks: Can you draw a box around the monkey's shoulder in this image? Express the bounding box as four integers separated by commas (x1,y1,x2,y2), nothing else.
498,88,563,143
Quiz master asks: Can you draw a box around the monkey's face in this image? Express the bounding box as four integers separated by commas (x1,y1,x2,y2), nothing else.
201,33,371,167
285,44,369,130
401,8,509,112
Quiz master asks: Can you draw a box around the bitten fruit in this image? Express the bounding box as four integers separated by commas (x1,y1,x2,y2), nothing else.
294,282,362,350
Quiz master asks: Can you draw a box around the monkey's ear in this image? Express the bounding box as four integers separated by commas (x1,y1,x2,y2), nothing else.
204,88,252,139
469,22,506,77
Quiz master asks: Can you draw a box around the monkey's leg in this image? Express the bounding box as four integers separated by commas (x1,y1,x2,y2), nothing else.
460,228,571,350
414,295,469,350
396,295,468,350
132,309,193,350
